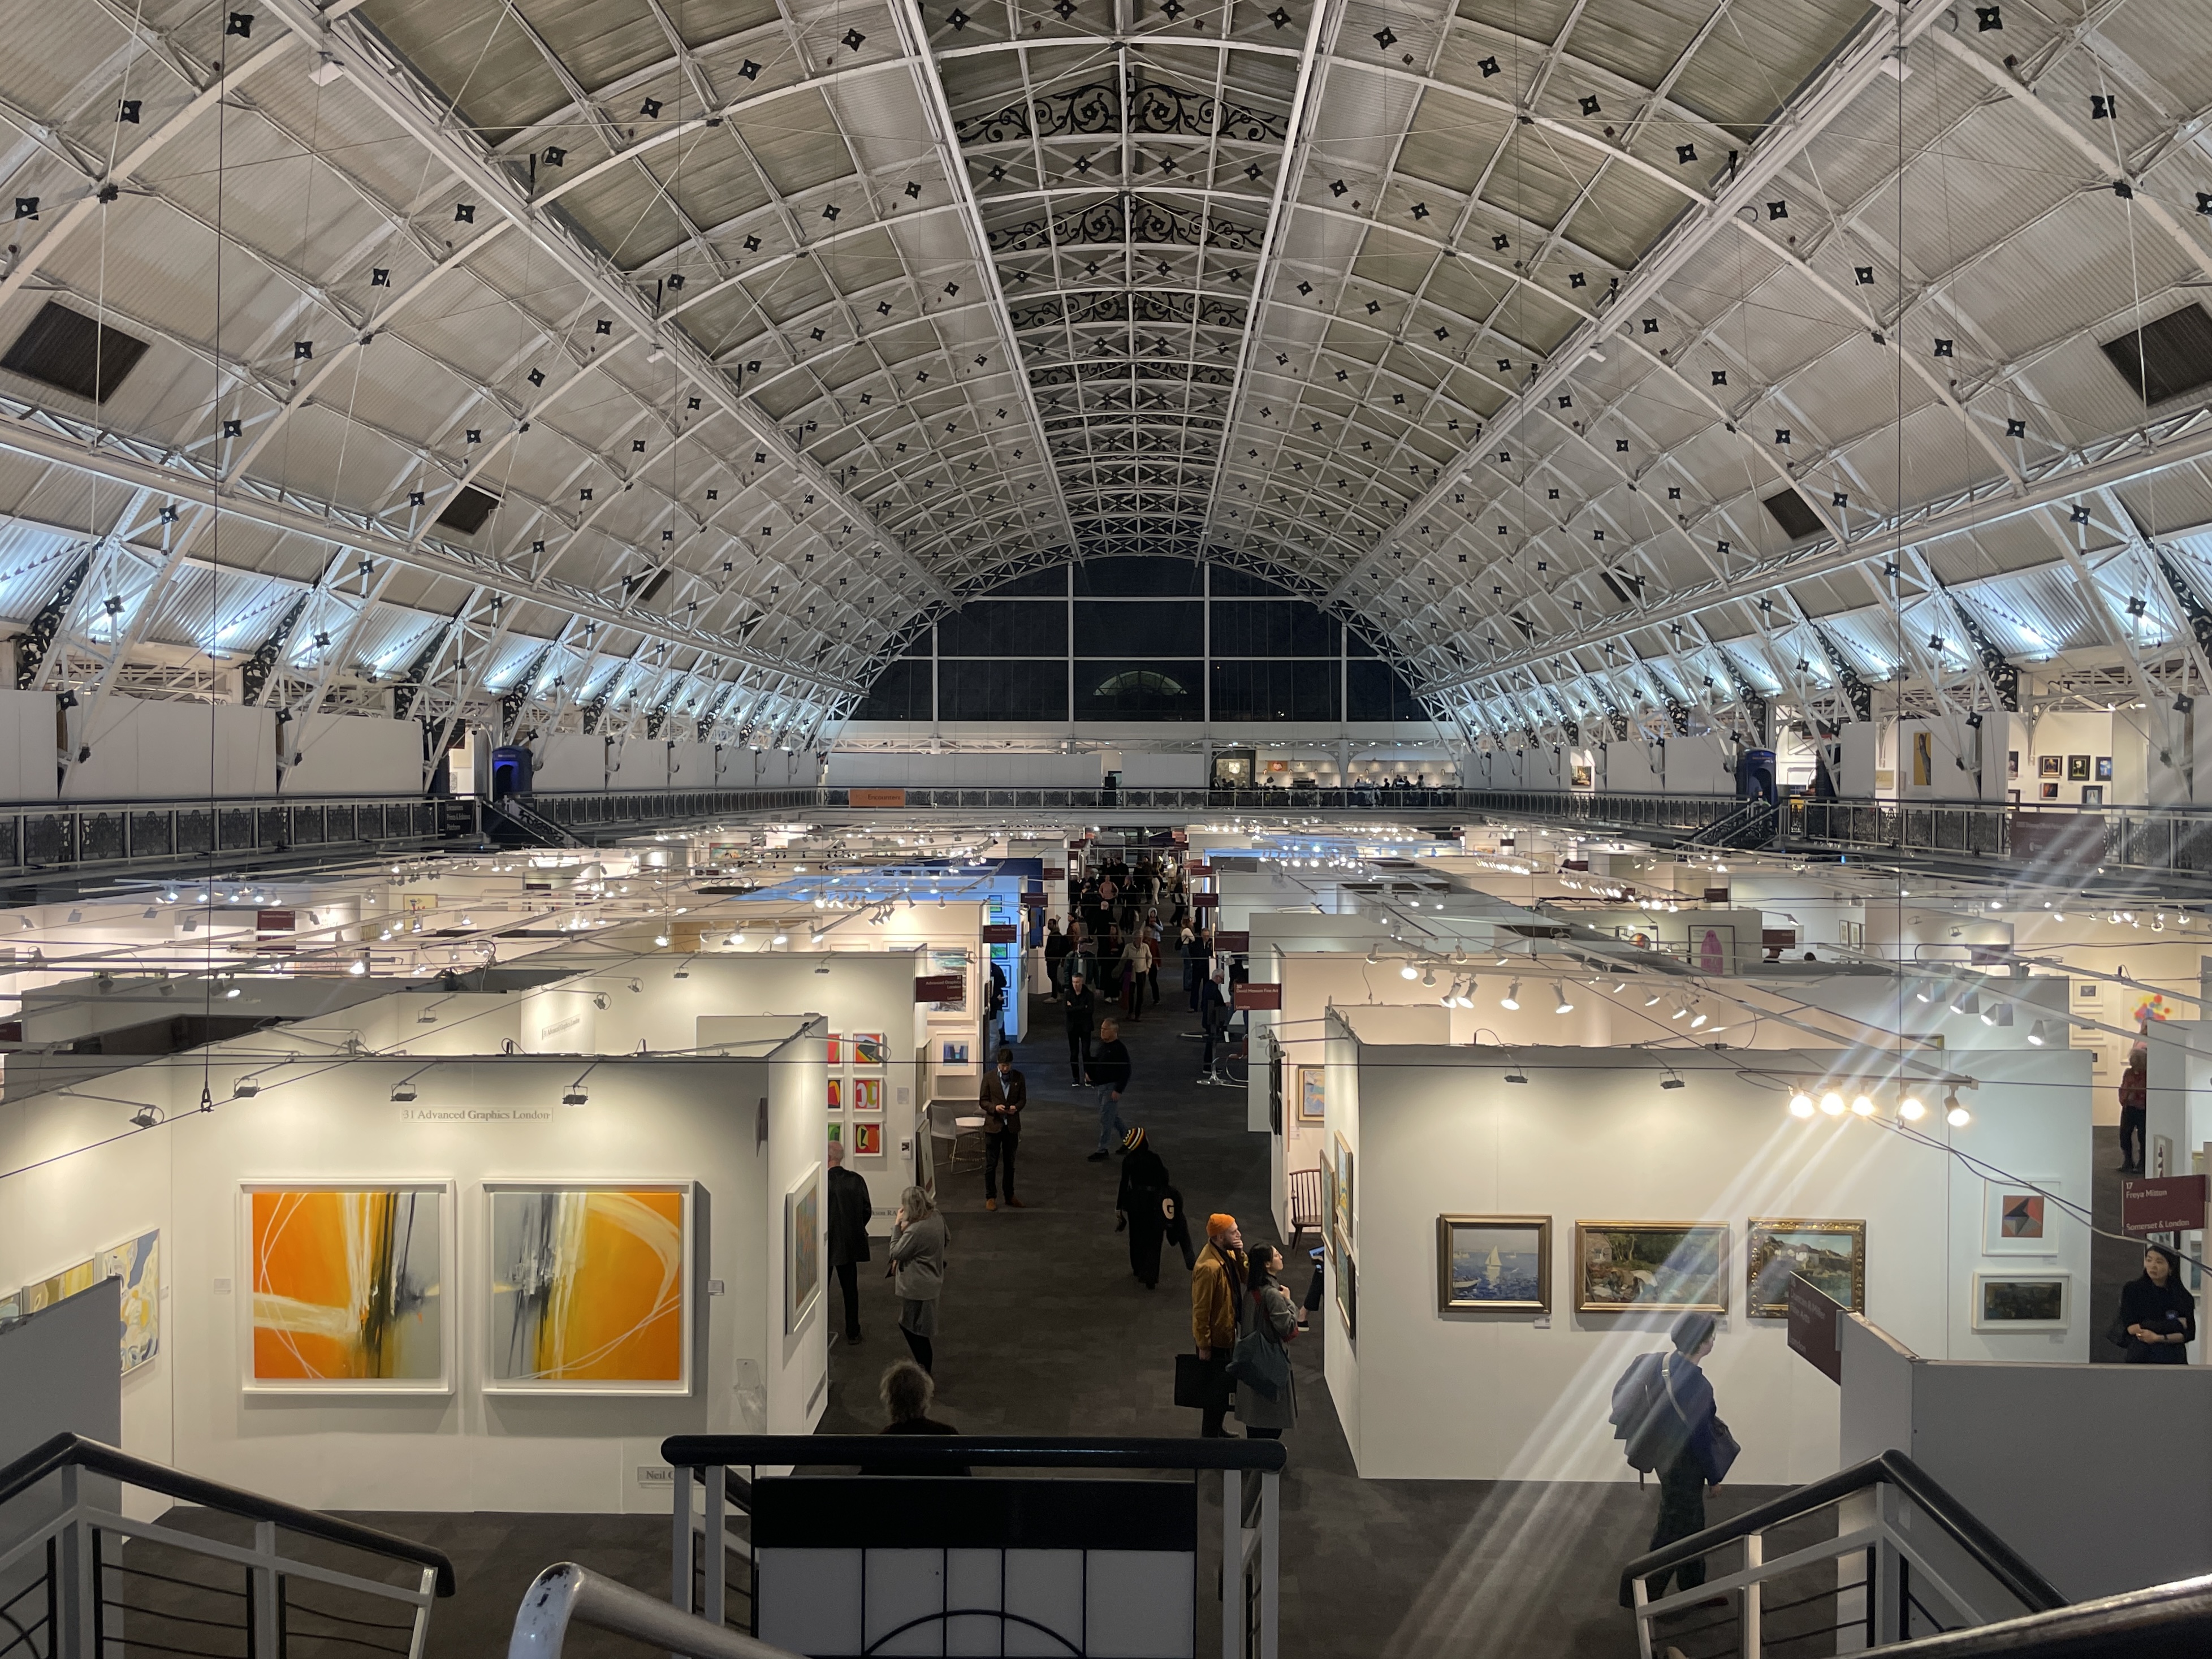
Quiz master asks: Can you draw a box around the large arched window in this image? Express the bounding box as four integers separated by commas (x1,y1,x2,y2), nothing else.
853,558,1425,723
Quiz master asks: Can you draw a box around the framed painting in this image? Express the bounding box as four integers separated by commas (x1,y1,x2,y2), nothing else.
1911,729,1933,788
1747,1219,1865,1318
2095,755,2113,781
1972,1271,2068,1332
1297,1065,1326,1125
853,1032,887,1066
1332,1135,1355,1255
827,1078,842,1111
2067,754,2091,781
1437,1216,1551,1313
852,1077,882,1111
827,1034,843,1066
2038,755,2062,778
786,1164,823,1334
1334,1246,1356,1342
2007,750,2019,779
1575,1222,1729,1314
853,1121,883,1157
1982,1180,2063,1255
99,1229,161,1373
243,1184,451,1393
2038,782,2059,800
2081,785,2103,806
23,1256,97,1314
485,1183,691,1394
942,1040,970,1065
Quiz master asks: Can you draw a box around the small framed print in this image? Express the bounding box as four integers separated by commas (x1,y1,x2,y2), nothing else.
853,1121,883,1157
2095,755,2113,781
2081,785,2104,806
827,1078,841,1111
1982,1179,2063,1255
2067,754,2091,781
941,1040,970,1065
2007,750,2019,779
1333,1135,1355,1255
853,1032,887,1066
2039,782,2059,800
1297,1065,1326,1125
1971,1271,2068,1332
827,1035,843,1066
851,1077,882,1110
2038,754,2062,778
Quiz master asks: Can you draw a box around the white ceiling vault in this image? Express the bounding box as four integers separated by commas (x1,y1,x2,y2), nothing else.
1,0,2211,771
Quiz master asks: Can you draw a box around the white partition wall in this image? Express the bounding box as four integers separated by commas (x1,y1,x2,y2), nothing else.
1320,1034,2092,1483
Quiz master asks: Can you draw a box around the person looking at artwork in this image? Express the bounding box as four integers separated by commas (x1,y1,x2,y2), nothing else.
1061,971,1096,1087
1086,1017,1133,1162
825,1139,872,1346
979,1047,1026,1212
1238,1243,1299,1442
1637,1311,1730,1598
856,1360,969,1477
1190,1214,1247,1438
2115,1242,2194,1363
887,1186,947,1376
1044,917,1070,990
1114,1127,1190,1288
1197,967,1230,1080
2118,1042,2148,1175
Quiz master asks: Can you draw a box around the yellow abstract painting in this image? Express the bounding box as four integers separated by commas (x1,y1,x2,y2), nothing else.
489,1187,688,1389
248,1189,444,1386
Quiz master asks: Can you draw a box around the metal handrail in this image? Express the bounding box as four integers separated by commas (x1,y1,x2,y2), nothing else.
509,1565,798,1659
0,1432,456,1596
1865,1572,2212,1657
662,1433,1288,1471
1618,1449,2062,1614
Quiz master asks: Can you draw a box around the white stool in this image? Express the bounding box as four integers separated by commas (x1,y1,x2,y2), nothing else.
951,1115,987,1172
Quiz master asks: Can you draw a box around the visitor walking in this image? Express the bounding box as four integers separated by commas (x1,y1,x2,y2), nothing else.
2119,1043,2148,1174
1064,923,1097,996
1190,1214,1247,1438
980,1046,1025,1211
1114,1127,1190,1288
1198,967,1229,1079
1086,1017,1132,1161
1179,922,1201,1008
826,1138,872,1345
1238,1243,1299,1441
2113,1242,2195,1362
1120,931,1153,1021
1061,972,1096,1086
1631,1312,1730,1597
1143,909,1164,1006
887,1185,948,1375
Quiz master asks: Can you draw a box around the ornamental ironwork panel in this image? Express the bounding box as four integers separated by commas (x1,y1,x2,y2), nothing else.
24,813,67,866
258,807,286,848
177,810,213,856
327,805,356,844
987,195,1263,255
131,811,172,857
1008,290,1247,332
219,809,256,851
0,817,18,869
82,812,124,862
954,80,1287,145
292,805,326,845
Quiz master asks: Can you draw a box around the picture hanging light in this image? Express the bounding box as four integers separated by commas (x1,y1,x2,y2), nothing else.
1689,1006,1708,1030
1913,978,1934,1004
1819,1090,1846,1116
1945,1090,1972,1128
1851,1093,1876,1117
1788,1089,1815,1118
1645,990,1664,1006
1503,1062,1528,1084
1400,960,1420,980
1500,979,1522,1010
772,930,789,945
1951,987,1979,1019
2027,1020,2048,1046
1660,1070,1686,1091
1899,1094,1927,1121
348,954,369,975
1553,982,1574,1013
390,1079,418,1103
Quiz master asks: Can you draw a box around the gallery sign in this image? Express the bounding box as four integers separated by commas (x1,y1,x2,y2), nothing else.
1786,1273,1845,1384
256,909,296,934
913,974,965,1003
1215,931,1250,953
2122,1175,2207,1234
1195,891,1220,908
1232,982,1280,1010
849,788,906,808
980,924,1018,943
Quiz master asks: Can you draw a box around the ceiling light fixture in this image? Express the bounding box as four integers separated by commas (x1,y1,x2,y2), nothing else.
1819,1090,1846,1116
1553,982,1574,1013
1898,1094,1926,1121
1788,1089,1815,1118
1500,979,1521,1011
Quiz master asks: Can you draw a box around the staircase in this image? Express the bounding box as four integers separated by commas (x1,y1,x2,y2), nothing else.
482,793,585,848
1687,796,1779,850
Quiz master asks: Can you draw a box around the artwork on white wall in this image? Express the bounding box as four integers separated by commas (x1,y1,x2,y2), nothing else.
1575,1222,1728,1314
243,1185,450,1393
486,1183,691,1394
786,1164,823,1334
1981,1180,2064,1256
1437,1216,1549,1313
1746,1219,1864,1318
1971,1271,2069,1332
9,1230,163,1373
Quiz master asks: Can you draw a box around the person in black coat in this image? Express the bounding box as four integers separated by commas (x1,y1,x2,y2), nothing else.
2116,1242,2196,1363
826,1140,872,1344
1114,1127,1189,1289
1061,973,1096,1086
1643,1311,1726,1597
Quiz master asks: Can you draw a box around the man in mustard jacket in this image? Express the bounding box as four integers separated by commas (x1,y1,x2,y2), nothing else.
1190,1213,1246,1437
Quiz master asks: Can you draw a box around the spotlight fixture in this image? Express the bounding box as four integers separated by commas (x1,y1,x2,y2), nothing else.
1945,1090,1971,1128
1503,1064,1528,1084
223,982,241,999
654,931,670,948
390,1080,418,1103
232,1078,261,1099
1899,1094,1926,1121
1913,979,1933,1004
2027,1020,2048,1047
1552,982,1574,1013
1819,1090,1846,1116
1951,986,1978,1018
348,955,369,976
1788,1089,1814,1117
1851,1093,1876,1117
1660,1071,1686,1091
1645,990,1663,1006
772,930,789,945
1689,1006,1708,1030
129,1103,162,1129
562,1085,589,1107
1365,945,1379,965
1422,965,1438,987
1500,979,1522,1011
1400,960,1420,980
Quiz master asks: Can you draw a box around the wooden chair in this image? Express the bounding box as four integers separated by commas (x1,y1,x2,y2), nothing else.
1288,1168,1324,1243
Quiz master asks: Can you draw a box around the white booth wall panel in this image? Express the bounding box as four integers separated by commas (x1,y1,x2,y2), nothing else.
0,1044,823,1509
532,733,607,792
1333,1041,2090,1483
1117,751,1206,788
63,697,273,800
282,714,420,797
0,687,55,800
666,740,712,788
824,751,1103,787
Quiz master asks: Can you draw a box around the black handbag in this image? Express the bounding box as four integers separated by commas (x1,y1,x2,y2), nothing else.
1174,1353,1221,1410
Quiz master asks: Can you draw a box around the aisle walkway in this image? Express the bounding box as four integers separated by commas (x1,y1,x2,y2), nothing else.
819,952,1790,1659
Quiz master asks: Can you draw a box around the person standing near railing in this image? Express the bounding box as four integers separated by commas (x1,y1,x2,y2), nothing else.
1191,1214,1247,1438
887,1186,948,1376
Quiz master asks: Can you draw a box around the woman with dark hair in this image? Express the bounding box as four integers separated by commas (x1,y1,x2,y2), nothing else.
2116,1243,2195,1363
1237,1243,1299,1441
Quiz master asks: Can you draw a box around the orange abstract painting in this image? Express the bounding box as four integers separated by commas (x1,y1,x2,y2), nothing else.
248,1189,444,1384
489,1188,687,1388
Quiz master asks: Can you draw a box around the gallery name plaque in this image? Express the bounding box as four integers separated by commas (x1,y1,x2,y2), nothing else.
397,1106,558,1125
1786,1273,1845,1384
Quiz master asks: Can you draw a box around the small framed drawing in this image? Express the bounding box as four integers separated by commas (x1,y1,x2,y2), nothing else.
1296,1065,1325,1125
827,1035,843,1066
1575,1222,1729,1313
941,1040,970,1065
2095,755,2113,781
853,1121,883,1157
1437,1215,1550,1313
1982,1180,2063,1255
2038,755,2062,778
2081,785,2103,806
1972,1271,2068,1332
242,1183,453,1394
852,1077,882,1110
2067,754,2091,781
785,1164,822,1334
1746,1219,1865,1318
827,1078,841,1111
2038,782,2059,800
1334,1247,1356,1342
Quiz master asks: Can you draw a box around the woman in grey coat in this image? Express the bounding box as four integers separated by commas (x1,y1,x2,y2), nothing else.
1239,1243,1299,1439
887,1185,948,1375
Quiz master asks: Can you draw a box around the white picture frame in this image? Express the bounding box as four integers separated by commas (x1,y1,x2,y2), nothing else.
238,1181,455,1396
785,1162,823,1334
482,1180,695,1396
1971,1271,2070,1332
1981,1178,2064,1256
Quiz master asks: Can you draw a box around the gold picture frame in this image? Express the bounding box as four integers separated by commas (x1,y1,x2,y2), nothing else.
1574,1221,1729,1314
1296,1065,1327,1125
1437,1215,1552,1313
1746,1218,1865,1318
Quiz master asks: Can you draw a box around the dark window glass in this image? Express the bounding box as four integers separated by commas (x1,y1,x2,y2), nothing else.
1347,659,1425,721
899,626,932,659
854,658,932,721
1209,600,1337,656
937,600,1067,656
1074,600,1204,656
979,566,1069,597
1075,661,1203,720
1073,556,1204,597
939,659,1068,721
1345,629,1379,658
1210,662,1338,722
1207,565,1302,598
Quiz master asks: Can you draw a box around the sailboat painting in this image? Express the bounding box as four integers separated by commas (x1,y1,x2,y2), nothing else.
1438,1216,1552,1313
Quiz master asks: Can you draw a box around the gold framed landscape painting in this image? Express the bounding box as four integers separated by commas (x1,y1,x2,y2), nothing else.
1438,1215,1551,1314
1747,1219,1865,1318
243,1184,450,1392
1575,1221,1729,1314
486,1183,692,1394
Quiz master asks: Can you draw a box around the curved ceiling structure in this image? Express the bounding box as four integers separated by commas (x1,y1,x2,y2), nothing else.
2,0,2211,763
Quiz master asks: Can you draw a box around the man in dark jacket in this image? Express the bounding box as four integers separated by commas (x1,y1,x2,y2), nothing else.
1114,1127,1187,1288
1643,1311,1725,1596
1196,966,1230,1081
1061,972,1096,1085
826,1139,872,1345
979,1047,1026,1211
1085,1017,1132,1161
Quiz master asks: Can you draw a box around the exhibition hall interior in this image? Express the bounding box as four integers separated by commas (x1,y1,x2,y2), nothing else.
7,0,2212,1654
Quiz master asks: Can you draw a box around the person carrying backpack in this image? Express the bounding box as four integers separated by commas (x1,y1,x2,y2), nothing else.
1608,1311,1736,1598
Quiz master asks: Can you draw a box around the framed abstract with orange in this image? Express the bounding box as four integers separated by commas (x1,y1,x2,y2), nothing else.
486,1183,693,1394
241,1183,450,1393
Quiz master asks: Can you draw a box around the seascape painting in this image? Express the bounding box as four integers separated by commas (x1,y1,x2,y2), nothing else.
1747,1220,1864,1317
489,1186,688,1390
1438,1216,1550,1313
1576,1222,1729,1313
248,1188,445,1389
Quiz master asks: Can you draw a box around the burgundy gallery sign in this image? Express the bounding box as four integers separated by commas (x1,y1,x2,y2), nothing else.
256,909,296,934
980,924,1018,943
913,975,965,1003
1215,931,1251,953
1786,1273,1845,1384
2122,1176,2208,1234
1232,983,1282,1010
